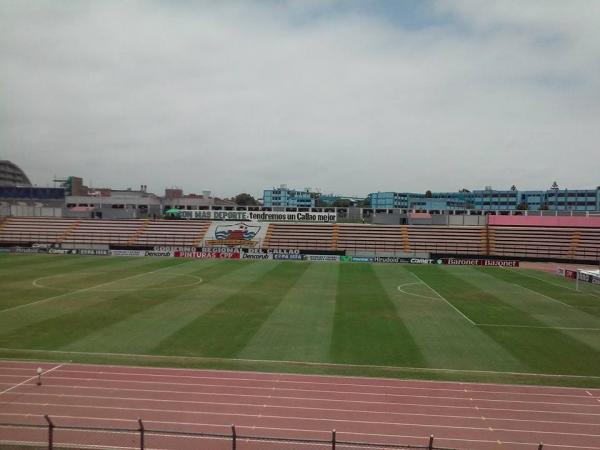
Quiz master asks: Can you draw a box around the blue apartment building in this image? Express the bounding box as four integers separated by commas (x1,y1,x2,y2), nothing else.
369,188,600,211
263,186,315,208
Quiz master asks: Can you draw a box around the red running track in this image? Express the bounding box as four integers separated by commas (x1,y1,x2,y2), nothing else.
0,360,599,450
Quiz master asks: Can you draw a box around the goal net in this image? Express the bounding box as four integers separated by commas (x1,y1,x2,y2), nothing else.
576,269,600,296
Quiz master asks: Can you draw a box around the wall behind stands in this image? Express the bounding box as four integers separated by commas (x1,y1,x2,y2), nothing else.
0,205,63,217
489,215,600,228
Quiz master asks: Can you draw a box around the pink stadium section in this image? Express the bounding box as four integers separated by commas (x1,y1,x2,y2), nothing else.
488,216,600,228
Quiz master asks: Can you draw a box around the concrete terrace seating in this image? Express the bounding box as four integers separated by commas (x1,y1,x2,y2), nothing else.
0,217,79,245
337,224,485,255
407,225,485,255
0,217,211,248
489,226,600,261
134,220,210,247
265,223,334,250
62,219,145,246
337,224,405,253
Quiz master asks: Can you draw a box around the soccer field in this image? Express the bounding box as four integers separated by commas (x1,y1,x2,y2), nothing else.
1,254,600,387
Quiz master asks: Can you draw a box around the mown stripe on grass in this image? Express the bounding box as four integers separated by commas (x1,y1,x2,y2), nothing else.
0,260,206,349
459,267,600,331
483,267,600,316
406,265,536,326
61,260,276,354
480,326,600,376
425,266,600,376
238,262,339,363
153,261,310,358
330,264,424,367
0,256,158,311
0,258,189,334
373,265,527,372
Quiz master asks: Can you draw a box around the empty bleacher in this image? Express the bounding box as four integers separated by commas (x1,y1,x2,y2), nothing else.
488,226,600,261
135,220,210,247
0,217,79,245
265,223,334,250
337,224,485,255
0,217,210,248
0,216,598,261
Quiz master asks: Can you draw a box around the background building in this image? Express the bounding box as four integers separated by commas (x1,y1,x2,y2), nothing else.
263,185,316,208
369,187,600,212
0,160,31,186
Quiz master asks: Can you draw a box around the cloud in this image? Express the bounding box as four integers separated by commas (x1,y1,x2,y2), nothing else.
1,0,599,197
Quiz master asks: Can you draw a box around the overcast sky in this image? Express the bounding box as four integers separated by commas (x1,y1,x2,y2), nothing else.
1,0,599,198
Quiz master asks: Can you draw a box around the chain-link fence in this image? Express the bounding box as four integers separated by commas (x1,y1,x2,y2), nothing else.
0,416,552,450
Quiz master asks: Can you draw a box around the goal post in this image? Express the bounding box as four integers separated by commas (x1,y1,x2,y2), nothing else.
576,269,600,293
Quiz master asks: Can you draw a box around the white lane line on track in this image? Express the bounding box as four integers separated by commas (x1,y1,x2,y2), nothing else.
29,375,600,408
0,261,191,314
4,414,599,450
3,355,600,383
2,368,595,400
5,382,598,418
8,377,600,415
407,272,476,325
0,363,64,396
6,391,600,428
5,400,600,439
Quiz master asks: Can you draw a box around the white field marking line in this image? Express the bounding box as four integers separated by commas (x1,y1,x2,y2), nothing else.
476,323,600,331
0,260,193,314
513,283,577,309
396,282,438,300
12,382,600,417
3,359,599,396
7,400,600,438
32,274,69,289
3,348,600,380
32,272,203,292
3,414,600,450
22,375,600,409
407,272,476,325
11,391,600,428
0,363,64,396
5,367,596,401
513,269,600,299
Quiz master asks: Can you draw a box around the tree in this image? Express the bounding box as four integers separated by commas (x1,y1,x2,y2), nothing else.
459,188,470,193
233,193,258,205
551,181,559,190
539,202,549,210
425,190,432,198
516,202,528,210
510,185,517,191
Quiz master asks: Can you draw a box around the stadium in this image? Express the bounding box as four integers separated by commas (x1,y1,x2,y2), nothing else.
1,159,599,450
2,2,600,449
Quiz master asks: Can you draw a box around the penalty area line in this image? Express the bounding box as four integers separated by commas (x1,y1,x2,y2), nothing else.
407,272,476,325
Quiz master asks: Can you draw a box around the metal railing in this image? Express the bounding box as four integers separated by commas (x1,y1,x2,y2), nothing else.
0,416,459,450
0,416,552,450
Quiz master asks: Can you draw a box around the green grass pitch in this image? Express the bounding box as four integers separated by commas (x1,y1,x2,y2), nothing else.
1,254,600,387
